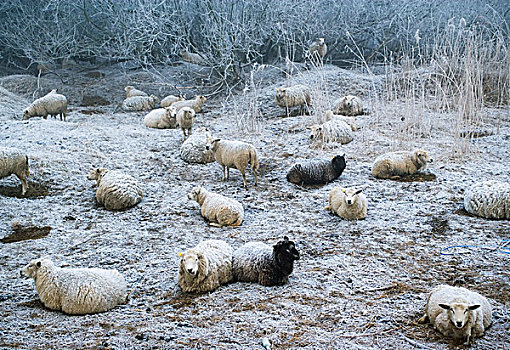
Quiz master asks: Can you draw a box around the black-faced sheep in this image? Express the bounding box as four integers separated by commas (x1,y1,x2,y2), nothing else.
143,106,177,129
0,147,29,196
122,95,159,112
178,240,233,293
160,95,184,107
176,106,195,140
87,168,143,210
325,187,367,220
233,236,300,286
180,128,216,164
172,96,207,113
464,180,510,219
21,257,127,315
309,118,354,144
332,95,363,116
22,90,68,121
275,84,311,116
286,155,346,186
188,186,244,227
372,149,432,179
124,86,148,98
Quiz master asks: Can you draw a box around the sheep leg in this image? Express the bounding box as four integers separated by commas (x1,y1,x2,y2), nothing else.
16,174,28,196
252,166,258,186
417,314,428,324
221,166,227,181
226,167,230,180
241,169,247,189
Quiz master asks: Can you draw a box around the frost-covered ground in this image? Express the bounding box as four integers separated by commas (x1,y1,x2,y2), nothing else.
0,63,509,349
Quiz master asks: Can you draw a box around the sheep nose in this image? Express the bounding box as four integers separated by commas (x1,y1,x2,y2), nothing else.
187,268,195,274
347,200,352,205
456,321,463,328
429,158,434,162
20,270,23,276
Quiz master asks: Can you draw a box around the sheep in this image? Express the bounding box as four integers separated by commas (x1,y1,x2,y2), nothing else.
124,86,148,98
233,236,300,286
286,155,346,186
143,106,177,129
418,285,492,345
160,94,184,108
275,84,311,116
464,180,510,219
308,37,327,61
325,187,368,220
21,257,127,315
22,90,68,121
325,110,358,131
309,118,354,144
180,49,206,65
205,137,259,188
178,240,233,293
180,128,216,164
372,149,433,179
188,186,244,227
332,95,363,116
176,106,196,140
172,95,207,113
121,95,159,112
0,147,29,196
87,168,143,210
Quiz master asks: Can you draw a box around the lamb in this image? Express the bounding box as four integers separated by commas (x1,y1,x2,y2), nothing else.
21,257,127,315
143,106,177,129
205,137,259,188
122,95,159,112
160,94,184,108
0,147,29,196
180,128,216,164
418,285,492,345
275,84,311,116
172,95,207,113
325,110,358,131
178,240,233,293
372,149,432,179
332,95,363,116
286,155,346,186
309,119,354,144
325,187,367,220
308,37,327,61
124,86,148,98
464,180,510,219
233,236,300,286
176,106,196,140
188,186,244,227
87,168,143,210
180,49,206,65
22,90,68,121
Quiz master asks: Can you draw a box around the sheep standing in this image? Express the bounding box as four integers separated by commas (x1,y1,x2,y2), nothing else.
286,155,346,186
464,180,510,219
87,168,143,210
419,285,492,344
124,86,148,98
332,95,363,116
325,187,367,220
160,95,184,107
0,147,29,196
233,236,300,286
172,96,207,113
275,84,311,116
206,138,259,188
180,128,216,164
22,90,68,121
372,149,432,179
325,110,358,131
308,37,327,61
309,118,354,144
21,257,127,315
176,106,196,140
143,106,177,129
188,186,244,227
122,95,159,112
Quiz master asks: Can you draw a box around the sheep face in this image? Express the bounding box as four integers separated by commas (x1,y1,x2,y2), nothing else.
343,188,363,206
439,303,480,329
124,86,133,93
275,88,288,105
309,125,322,140
188,186,203,202
87,168,107,181
331,155,346,172
197,96,207,104
414,150,432,167
274,236,300,263
317,38,325,46
21,257,52,278
149,95,159,103
205,138,221,152
180,251,207,278
22,108,31,120
165,106,177,117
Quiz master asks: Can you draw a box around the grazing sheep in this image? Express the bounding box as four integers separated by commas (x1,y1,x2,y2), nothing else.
464,180,510,219
143,106,177,129
332,95,363,116
176,106,196,140
233,236,300,286
275,84,311,116
180,128,216,164
180,50,206,65
325,187,367,220
160,95,184,108
124,86,148,98
172,96,207,113
308,37,327,61
309,119,354,144
188,186,244,227
286,155,346,186
372,149,432,179
325,110,358,131
418,285,492,345
0,147,29,196
22,90,68,121
205,137,259,188
21,257,127,315
122,95,159,112
178,240,233,293
87,168,143,210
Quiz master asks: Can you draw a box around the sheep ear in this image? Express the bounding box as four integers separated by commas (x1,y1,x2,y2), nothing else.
283,236,289,241
469,304,481,310
341,189,346,193
212,138,221,143
439,304,451,310
354,189,363,195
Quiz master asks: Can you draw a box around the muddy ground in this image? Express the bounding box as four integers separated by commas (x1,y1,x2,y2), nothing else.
0,61,509,350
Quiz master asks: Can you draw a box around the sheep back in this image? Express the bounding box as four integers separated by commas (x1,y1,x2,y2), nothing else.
189,187,244,227
172,96,207,113
122,95,158,112
464,180,510,219
325,110,358,131
0,147,29,195
372,150,431,179
275,85,311,109
23,92,68,120
95,170,143,210
180,128,215,164
233,242,272,283
144,107,177,129
332,95,363,116
160,95,183,107
125,86,148,98
286,155,346,185
309,119,354,144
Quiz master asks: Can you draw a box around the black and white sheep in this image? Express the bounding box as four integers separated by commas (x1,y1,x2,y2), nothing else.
0,147,29,196
180,128,216,164
176,106,196,140
143,106,177,129
275,84,311,116
87,168,143,210
122,95,159,112
331,95,363,116
464,180,510,219
325,187,367,220
309,118,354,144
372,149,432,179
286,155,346,186
22,90,68,121
188,186,244,227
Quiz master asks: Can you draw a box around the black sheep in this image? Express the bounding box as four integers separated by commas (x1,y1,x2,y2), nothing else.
286,155,346,185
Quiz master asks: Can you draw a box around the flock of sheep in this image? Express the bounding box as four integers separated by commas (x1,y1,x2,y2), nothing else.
1,40,509,345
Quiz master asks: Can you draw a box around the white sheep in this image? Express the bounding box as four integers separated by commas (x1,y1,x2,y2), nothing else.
0,147,29,196
87,168,143,210
464,180,510,219
188,186,244,227
325,110,358,131
308,37,327,61
372,149,433,179
21,257,127,315
143,106,177,129
419,285,492,344
275,84,311,116
178,240,233,293
124,86,148,98
172,95,207,113
160,94,184,108
122,95,159,112
309,118,354,144
176,106,196,140
22,90,68,121
325,187,368,220
180,49,206,65
332,95,363,116
206,137,259,188
180,128,216,164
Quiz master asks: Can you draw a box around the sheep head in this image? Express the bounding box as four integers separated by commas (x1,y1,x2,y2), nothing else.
309,125,323,140
413,149,433,168
342,188,363,206
331,155,346,173
87,168,107,182
439,303,480,329
165,106,177,117
21,257,54,278
188,186,206,204
196,96,207,103
273,236,300,263
205,138,221,152
275,88,288,104
180,250,208,280
22,108,31,120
